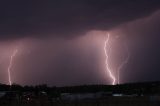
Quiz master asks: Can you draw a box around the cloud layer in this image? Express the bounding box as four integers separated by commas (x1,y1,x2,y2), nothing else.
0,0,160,40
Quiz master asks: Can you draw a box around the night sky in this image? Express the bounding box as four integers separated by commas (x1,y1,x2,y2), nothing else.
0,0,160,86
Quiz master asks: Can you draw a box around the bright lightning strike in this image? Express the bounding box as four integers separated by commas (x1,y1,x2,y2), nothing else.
117,43,130,84
8,49,18,86
104,33,116,85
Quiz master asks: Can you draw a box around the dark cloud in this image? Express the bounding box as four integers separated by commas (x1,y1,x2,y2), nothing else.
0,0,160,40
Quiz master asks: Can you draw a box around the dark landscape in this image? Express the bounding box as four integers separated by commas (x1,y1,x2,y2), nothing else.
0,82,160,106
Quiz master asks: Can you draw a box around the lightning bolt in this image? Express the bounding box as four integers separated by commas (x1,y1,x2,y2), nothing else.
104,33,116,85
8,49,18,86
117,43,130,84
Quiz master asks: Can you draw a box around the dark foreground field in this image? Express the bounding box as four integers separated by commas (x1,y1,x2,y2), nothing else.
1,82,160,106
0,96,160,106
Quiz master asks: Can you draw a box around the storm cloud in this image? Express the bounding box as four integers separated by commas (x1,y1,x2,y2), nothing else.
0,0,160,86
0,0,160,40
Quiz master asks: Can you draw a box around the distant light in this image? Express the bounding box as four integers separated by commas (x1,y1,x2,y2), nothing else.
27,98,30,101
113,94,123,97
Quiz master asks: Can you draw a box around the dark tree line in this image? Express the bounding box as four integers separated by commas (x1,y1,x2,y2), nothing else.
0,81,160,97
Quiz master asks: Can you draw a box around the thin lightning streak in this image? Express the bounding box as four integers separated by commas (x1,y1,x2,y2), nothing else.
117,43,130,84
8,49,18,86
104,33,116,85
